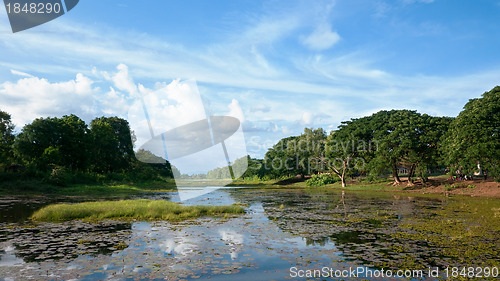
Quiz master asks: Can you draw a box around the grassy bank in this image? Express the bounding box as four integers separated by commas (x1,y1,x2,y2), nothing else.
30,199,245,222
230,177,500,198
230,178,402,191
0,179,177,197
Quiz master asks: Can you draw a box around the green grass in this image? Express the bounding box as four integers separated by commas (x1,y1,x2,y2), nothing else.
228,178,402,192
30,199,245,222
228,179,281,187
0,179,177,196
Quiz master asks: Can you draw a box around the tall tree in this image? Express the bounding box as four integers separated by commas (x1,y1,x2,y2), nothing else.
442,86,500,178
287,128,327,177
367,110,446,184
90,117,134,173
326,116,376,187
13,115,89,170
263,136,299,179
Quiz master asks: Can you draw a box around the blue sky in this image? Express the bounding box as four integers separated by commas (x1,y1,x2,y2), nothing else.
1,0,500,159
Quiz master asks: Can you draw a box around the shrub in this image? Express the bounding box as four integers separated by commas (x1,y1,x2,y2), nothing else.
306,173,339,187
46,166,70,186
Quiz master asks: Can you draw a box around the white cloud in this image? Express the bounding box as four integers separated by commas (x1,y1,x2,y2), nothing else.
301,24,341,51
110,64,138,96
302,111,313,125
0,73,98,128
100,86,128,116
227,99,245,123
127,79,207,149
10,69,33,78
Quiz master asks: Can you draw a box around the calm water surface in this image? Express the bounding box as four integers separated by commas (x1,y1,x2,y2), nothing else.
0,188,498,280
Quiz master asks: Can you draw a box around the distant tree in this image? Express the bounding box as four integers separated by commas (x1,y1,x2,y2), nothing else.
288,128,327,176
442,86,500,179
130,149,174,179
240,156,263,179
0,110,15,169
89,117,134,173
263,136,299,179
135,148,166,164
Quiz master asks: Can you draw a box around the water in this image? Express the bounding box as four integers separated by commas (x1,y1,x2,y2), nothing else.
0,188,498,280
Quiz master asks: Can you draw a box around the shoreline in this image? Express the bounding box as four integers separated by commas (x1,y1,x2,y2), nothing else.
1,177,499,199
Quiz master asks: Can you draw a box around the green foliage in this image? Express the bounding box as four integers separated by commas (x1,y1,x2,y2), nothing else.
13,115,90,171
30,199,245,222
261,128,327,179
206,155,259,179
6,114,174,190
262,136,299,179
306,173,339,187
90,116,134,173
47,165,70,186
356,110,452,183
327,115,377,186
0,109,15,169
442,86,500,178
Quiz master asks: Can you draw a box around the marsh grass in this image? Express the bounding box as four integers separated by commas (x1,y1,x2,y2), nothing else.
30,199,245,222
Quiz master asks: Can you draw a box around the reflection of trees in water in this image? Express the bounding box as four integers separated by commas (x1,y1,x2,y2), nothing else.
232,189,466,269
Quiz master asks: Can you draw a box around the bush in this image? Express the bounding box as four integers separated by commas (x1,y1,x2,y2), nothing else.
46,166,70,186
306,173,339,187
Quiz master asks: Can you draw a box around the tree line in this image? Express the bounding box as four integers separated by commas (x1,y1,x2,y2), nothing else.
1,86,498,187
237,86,499,186
0,114,173,186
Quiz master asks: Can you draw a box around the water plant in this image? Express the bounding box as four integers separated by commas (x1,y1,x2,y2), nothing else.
30,199,245,222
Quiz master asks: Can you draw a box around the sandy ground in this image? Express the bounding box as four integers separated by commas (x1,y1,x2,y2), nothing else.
397,177,500,198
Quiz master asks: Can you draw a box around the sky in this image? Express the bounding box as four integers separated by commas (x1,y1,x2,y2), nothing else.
1,0,500,160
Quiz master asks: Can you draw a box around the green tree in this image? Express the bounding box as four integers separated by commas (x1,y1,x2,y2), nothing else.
14,115,89,171
90,117,134,173
326,116,376,187
262,136,299,179
59,115,90,170
288,128,327,176
442,86,500,179
0,110,15,169
409,115,453,182
362,110,449,185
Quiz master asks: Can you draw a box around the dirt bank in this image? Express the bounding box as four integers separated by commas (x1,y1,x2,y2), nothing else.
400,177,500,198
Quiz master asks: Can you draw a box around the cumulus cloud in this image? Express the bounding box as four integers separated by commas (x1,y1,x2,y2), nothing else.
302,111,313,125
0,73,98,128
127,79,207,148
227,99,245,123
301,24,340,51
110,64,138,96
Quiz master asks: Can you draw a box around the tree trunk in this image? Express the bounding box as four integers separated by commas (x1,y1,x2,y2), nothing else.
392,163,402,184
341,158,349,188
408,164,416,183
